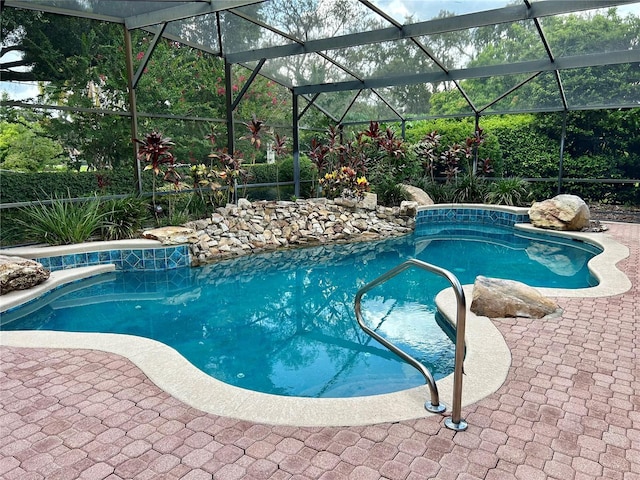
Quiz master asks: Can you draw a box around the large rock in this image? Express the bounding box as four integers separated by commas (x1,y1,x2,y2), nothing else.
358,192,378,210
528,194,590,231
470,275,559,319
142,226,198,245
401,184,434,206
0,255,50,295
400,201,418,216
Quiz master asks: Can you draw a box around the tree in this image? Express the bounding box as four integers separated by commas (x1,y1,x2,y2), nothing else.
1,7,96,83
0,119,64,171
428,8,640,114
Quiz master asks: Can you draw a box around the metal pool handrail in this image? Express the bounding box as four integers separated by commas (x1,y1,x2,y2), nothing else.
354,258,468,431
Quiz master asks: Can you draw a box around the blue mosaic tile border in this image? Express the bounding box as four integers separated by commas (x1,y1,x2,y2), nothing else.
36,245,190,272
416,207,530,227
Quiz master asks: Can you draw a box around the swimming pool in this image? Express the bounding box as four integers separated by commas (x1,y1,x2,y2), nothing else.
1,223,601,398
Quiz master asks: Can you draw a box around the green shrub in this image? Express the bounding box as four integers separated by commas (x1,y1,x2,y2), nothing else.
17,195,105,245
373,178,411,206
0,168,150,204
528,181,557,202
0,208,30,246
414,178,456,203
451,174,488,203
245,162,279,184
485,178,532,206
480,115,561,179
99,196,151,240
561,154,623,202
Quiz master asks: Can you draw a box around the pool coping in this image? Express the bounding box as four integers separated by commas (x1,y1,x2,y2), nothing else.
0,218,632,427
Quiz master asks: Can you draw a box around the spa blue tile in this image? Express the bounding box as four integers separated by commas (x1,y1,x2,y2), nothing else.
48,256,63,269
155,258,168,270
62,254,76,268
74,253,88,267
126,250,141,263
29,245,194,273
87,252,100,265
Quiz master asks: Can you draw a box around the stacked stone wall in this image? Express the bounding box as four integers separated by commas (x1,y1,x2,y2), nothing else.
185,198,416,266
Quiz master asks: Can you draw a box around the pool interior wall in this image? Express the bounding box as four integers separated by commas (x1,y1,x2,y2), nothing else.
0,204,632,426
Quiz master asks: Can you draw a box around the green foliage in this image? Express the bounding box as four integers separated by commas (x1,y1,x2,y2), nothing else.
155,207,191,228
3,8,639,210
17,195,105,245
0,169,150,204
414,178,456,203
480,115,560,179
407,118,502,176
528,182,557,202
2,10,292,172
319,166,369,200
99,196,151,240
276,156,315,182
307,122,418,205
373,178,411,207
0,120,65,171
451,174,488,203
561,154,623,202
485,178,532,206
428,10,640,115
47,113,132,170
243,156,316,199
244,162,279,184
0,209,30,246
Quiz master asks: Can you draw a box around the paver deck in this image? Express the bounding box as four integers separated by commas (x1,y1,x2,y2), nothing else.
1,221,638,480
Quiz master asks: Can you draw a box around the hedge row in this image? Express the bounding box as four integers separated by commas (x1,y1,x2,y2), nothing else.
0,156,316,204
0,169,150,203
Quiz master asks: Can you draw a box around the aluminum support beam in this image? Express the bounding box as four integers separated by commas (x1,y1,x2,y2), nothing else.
123,25,142,195
293,49,640,95
292,94,300,198
124,1,261,29
132,25,166,89
226,1,637,64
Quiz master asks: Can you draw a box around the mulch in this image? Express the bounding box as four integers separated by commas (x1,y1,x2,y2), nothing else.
588,203,640,224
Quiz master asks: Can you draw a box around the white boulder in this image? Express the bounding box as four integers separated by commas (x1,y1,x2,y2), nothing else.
0,255,50,295
470,275,559,319
529,194,590,231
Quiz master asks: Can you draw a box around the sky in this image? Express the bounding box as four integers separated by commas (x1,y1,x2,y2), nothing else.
372,0,510,22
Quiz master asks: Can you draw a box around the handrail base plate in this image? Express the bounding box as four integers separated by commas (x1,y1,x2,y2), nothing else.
425,402,446,414
444,417,468,431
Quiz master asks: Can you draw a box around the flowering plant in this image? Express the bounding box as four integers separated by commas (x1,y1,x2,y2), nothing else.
319,166,369,200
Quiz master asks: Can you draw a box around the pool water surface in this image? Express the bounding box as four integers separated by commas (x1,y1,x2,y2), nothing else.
0,223,600,397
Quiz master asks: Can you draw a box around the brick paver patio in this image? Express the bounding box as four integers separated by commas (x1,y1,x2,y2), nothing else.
1,222,638,479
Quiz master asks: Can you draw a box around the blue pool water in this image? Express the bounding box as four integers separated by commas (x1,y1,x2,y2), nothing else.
1,223,600,398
